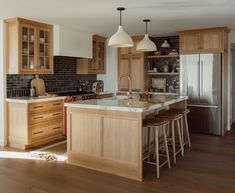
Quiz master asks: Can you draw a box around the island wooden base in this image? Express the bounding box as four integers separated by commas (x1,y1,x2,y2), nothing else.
66,100,187,181
67,108,143,181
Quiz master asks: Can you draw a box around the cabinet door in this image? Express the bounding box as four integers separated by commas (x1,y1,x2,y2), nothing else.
118,56,130,91
89,35,107,74
20,25,37,73
180,32,200,53
200,31,222,52
37,28,53,73
130,54,144,91
118,47,129,55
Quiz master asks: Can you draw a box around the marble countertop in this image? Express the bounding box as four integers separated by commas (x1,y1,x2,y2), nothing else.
6,96,66,104
65,95,188,113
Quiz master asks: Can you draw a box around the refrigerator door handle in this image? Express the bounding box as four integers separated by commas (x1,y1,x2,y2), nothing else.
187,104,219,108
197,61,200,96
200,60,203,96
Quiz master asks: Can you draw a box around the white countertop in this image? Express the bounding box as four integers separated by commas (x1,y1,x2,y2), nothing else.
65,95,188,113
6,96,66,104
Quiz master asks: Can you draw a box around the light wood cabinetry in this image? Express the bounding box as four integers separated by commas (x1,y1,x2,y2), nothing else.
5,17,53,74
179,27,229,54
7,100,63,149
118,36,145,92
67,107,143,181
77,34,107,74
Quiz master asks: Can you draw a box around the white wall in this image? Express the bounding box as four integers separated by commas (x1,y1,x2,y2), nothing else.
97,46,118,92
54,25,93,58
0,20,6,146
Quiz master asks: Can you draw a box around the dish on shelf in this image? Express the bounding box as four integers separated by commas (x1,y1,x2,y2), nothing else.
154,51,162,55
151,78,167,92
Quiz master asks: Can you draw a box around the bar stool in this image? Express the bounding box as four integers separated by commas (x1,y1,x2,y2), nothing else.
143,117,171,178
167,109,191,148
158,112,184,164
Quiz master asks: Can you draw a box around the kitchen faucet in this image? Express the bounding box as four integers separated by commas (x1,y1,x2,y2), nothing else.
117,75,132,99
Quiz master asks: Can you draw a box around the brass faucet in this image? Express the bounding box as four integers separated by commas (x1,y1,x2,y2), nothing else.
117,75,132,99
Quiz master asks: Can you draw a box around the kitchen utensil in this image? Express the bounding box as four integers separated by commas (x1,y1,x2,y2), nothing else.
31,75,46,96
30,86,36,97
92,82,99,93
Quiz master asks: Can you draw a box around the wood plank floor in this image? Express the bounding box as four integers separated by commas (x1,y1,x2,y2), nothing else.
0,129,235,193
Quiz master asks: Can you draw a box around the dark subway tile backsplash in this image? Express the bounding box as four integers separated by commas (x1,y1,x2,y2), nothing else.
7,56,97,98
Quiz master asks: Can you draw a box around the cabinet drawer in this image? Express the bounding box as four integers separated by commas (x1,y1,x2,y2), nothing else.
31,122,63,140
29,100,63,113
29,110,63,125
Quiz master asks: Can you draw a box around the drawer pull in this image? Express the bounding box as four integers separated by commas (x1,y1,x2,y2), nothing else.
33,106,44,109
53,113,62,116
33,116,44,120
53,103,61,106
33,131,43,135
53,126,61,130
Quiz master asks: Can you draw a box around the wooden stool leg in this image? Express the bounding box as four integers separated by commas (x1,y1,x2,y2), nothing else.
163,124,171,169
177,119,184,156
171,120,176,164
180,116,184,146
184,113,191,147
147,126,151,161
155,127,160,178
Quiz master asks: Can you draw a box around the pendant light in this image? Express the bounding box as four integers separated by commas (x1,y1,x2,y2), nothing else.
108,7,133,48
136,19,157,52
161,40,171,48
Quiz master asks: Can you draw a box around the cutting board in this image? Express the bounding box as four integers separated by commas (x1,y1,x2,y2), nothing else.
31,75,46,96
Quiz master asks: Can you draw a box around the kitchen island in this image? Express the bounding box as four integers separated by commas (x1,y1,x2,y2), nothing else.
65,95,188,181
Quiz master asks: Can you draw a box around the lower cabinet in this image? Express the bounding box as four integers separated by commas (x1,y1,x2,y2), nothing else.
7,100,64,150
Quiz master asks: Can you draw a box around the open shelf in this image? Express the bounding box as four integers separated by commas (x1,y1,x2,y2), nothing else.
147,72,180,76
147,54,179,59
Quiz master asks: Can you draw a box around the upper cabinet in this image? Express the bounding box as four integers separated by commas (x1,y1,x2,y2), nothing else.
89,35,107,74
179,27,230,54
5,18,54,74
77,34,107,74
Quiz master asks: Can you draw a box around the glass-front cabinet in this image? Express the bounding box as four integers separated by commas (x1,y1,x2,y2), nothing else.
5,18,53,74
89,35,107,74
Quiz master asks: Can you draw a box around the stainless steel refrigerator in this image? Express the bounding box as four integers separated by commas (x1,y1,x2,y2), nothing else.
180,53,222,135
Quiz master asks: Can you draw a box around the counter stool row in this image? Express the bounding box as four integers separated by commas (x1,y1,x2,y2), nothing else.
143,108,191,178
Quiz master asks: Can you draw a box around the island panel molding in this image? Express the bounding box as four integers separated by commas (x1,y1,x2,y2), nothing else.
67,107,143,181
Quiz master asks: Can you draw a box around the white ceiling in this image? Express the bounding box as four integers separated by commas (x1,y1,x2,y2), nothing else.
0,0,234,37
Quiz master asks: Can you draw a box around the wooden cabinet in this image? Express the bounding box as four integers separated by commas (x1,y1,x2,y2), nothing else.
200,31,222,51
179,27,229,54
179,32,200,53
5,17,53,74
77,34,107,74
118,36,145,92
7,100,63,150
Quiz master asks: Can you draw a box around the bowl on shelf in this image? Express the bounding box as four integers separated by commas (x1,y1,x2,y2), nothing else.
154,51,162,55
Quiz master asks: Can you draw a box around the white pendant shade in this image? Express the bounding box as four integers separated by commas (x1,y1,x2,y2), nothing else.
161,40,170,48
108,26,133,47
136,34,157,52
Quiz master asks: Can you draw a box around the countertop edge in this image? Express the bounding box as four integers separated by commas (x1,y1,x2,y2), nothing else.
5,96,66,104
65,96,188,113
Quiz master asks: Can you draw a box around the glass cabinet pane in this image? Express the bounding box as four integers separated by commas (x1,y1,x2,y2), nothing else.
38,29,51,70
21,26,36,70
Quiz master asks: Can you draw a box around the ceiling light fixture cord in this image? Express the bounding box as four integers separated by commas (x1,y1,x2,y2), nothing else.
120,9,122,25
145,21,147,34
